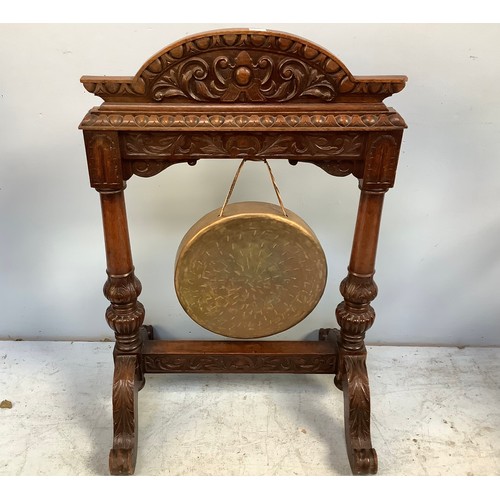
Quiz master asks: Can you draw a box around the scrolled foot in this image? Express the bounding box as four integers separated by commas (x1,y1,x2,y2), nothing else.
109,448,136,475
110,355,139,475
350,447,378,475
341,350,378,475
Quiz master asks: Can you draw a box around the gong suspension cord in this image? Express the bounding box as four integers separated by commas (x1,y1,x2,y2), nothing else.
219,159,288,217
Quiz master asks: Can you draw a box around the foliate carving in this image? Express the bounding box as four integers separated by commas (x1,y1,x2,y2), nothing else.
84,131,123,190
126,160,175,178
339,275,378,304
122,132,365,161
313,160,364,178
336,304,376,338
83,31,349,103
110,354,138,475
144,354,336,374
342,351,378,475
112,355,136,449
79,110,407,131
106,305,145,341
103,272,142,305
104,271,145,353
81,30,406,103
344,353,371,449
336,274,377,349
151,50,337,103
362,134,401,191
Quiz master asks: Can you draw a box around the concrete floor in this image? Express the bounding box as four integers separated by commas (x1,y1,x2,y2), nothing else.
0,341,499,476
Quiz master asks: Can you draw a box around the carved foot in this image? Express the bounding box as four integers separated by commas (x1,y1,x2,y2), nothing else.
350,447,378,475
341,350,378,475
109,448,136,476
109,354,139,475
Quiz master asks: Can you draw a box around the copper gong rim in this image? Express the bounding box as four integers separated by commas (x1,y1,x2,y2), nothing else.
174,201,327,339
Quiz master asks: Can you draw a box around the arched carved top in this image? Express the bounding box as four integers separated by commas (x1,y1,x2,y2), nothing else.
81,29,407,104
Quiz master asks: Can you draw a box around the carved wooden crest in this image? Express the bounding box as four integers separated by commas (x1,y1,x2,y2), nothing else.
81,29,406,104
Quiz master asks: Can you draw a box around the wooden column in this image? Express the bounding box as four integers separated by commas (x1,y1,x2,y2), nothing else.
335,132,400,475
335,189,384,475
84,130,144,475
100,191,144,354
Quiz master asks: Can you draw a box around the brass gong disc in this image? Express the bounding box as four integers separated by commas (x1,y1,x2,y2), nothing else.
174,201,327,339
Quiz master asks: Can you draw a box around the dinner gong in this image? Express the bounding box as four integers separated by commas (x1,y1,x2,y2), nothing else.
174,160,328,338
80,27,407,475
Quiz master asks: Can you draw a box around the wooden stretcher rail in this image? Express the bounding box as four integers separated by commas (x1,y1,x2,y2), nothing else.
141,338,338,374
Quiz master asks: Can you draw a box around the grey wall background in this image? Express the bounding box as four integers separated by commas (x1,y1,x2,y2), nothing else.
0,23,499,346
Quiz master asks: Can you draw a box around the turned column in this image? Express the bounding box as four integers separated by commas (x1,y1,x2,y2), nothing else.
335,189,383,357
84,130,145,354
336,132,401,358
100,191,144,354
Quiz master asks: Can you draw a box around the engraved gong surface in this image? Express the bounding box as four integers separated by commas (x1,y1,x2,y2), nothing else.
175,202,327,339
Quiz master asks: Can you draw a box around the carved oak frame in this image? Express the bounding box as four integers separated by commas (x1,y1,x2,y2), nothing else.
79,29,407,476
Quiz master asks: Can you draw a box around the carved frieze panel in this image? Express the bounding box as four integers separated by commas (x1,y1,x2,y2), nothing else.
121,132,365,160
144,353,336,373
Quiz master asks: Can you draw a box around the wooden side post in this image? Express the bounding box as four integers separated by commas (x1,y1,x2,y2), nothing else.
335,132,402,475
84,131,145,475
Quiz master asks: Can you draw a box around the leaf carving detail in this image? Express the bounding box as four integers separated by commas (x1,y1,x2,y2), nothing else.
150,51,337,103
